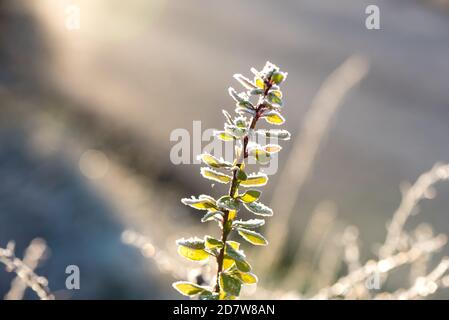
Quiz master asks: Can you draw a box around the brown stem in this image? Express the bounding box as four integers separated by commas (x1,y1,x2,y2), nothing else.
214,81,272,294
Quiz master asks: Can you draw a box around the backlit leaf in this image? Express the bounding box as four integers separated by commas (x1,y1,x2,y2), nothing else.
243,201,273,216
263,110,285,125
201,210,223,223
205,236,224,250
217,196,240,211
233,219,265,229
240,173,268,187
214,130,235,141
176,238,210,261
199,154,232,169
172,281,210,296
237,229,268,246
219,273,241,296
238,190,261,203
181,195,217,211
256,129,291,140
271,71,287,85
201,168,232,184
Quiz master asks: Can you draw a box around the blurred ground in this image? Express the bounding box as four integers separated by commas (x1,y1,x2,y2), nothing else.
1,0,449,298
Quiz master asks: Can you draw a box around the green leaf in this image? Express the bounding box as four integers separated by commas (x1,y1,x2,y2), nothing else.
233,219,265,229
240,173,268,187
263,110,285,125
234,116,248,129
201,210,223,223
200,168,232,184
236,168,248,181
243,201,273,216
217,196,240,211
199,154,232,169
176,238,210,261
172,281,209,296
205,236,224,250
271,71,287,85
238,190,261,203
181,195,217,211
249,88,264,96
267,92,282,106
269,89,282,98
237,228,268,246
256,129,291,140
219,273,242,296
214,130,235,141
235,259,252,273
225,124,247,139
224,243,251,272
233,74,257,90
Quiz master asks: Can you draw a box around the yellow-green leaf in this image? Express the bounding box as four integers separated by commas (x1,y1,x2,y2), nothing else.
172,281,209,296
255,77,265,89
215,130,235,141
199,154,232,169
176,238,210,261
181,195,217,211
263,111,285,125
205,236,223,250
240,173,268,187
201,168,232,184
238,190,261,203
237,229,268,246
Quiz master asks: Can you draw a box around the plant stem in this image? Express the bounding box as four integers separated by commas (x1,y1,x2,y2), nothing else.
214,82,272,294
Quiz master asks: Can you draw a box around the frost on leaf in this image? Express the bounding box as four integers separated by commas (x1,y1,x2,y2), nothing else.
199,153,233,169
224,243,251,272
233,219,265,229
201,210,223,223
219,273,241,297
172,281,210,296
181,195,217,211
201,167,232,184
176,238,210,261
214,130,235,141
238,190,261,203
262,110,285,125
237,228,268,246
243,201,273,216
256,129,291,140
217,196,240,211
205,236,224,250
239,173,268,187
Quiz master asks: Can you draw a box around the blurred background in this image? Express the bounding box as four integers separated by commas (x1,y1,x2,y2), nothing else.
1,0,449,299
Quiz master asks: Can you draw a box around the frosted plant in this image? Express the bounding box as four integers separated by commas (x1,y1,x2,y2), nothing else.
172,62,289,300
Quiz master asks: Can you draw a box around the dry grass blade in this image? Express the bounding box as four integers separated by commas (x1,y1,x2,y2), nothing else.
380,163,449,259
0,241,54,300
313,234,447,299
